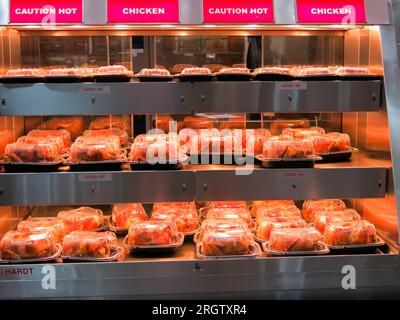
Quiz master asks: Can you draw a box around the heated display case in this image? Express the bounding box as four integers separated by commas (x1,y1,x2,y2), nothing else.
0,0,399,299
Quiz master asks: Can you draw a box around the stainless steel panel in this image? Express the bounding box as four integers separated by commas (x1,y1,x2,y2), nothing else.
83,0,107,25
0,244,398,299
180,0,203,25
365,0,391,25
195,81,381,113
0,82,193,115
0,171,196,205
274,0,296,25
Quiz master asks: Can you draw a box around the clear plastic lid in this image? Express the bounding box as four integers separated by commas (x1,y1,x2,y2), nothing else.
324,220,378,246
262,139,314,159
219,67,250,74
0,230,58,260
152,207,200,233
83,128,129,146
138,68,171,76
201,228,256,256
269,119,311,135
235,129,271,154
315,209,361,233
254,67,291,75
6,68,44,77
5,141,60,162
153,202,196,211
255,206,301,225
205,207,254,229
27,129,71,148
268,227,324,252
112,203,148,229
335,66,370,75
69,137,121,162
282,127,326,140
196,133,242,154
198,219,248,243
17,135,64,155
311,132,351,154
40,116,85,140
57,207,104,233
89,116,131,132
49,68,80,76
17,218,65,242
208,201,248,209
202,64,228,73
295,67,331,76
97,65,130,75
181,67,212,75
129,140,179,162
302,199,346,222
62,231,117,258
127,220,180,246
134,133,176,144
256,216,307,241
183,116,214,129
251,200,295,217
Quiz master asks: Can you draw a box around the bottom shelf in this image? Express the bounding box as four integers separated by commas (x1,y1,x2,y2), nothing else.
0,241,399,299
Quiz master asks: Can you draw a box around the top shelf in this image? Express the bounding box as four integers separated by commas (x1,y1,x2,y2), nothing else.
0,80,382,115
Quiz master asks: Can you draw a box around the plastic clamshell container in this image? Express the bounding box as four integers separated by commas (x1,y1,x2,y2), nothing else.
196,133,242,154
335,66,370,75
282,127,326,140
152,207,200,234
83,128,129,146
208,201,248,209
302,199,346,222
17,218,66,242
183,116,214,129
198,228,260,258
127,220,181,247
40,116,85,140
57,207,104,233
181,67,212,75
62,231,117,259
218,67,250,74
17,135,65,155
129,140,179,163
69,137,121,162
311,133,351,154
266,227,328,255
314,209,361,234
255,205,302,225
153,202,196,211
235,129,271,154
97,65,130,75
111,203,148,229
195,219,249,243
27,129,71,148
89,116,131,132
255,216,308,242
262,139,315,159
0,230,59,261
5,141,61,163
251,200,296,217
205,207,254,229
269,119,310,135
324,220,379,246
138,68,171,76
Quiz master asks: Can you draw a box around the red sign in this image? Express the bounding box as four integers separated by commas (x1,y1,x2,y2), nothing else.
203,0,274,23
296,0,366,24
108,0,180,23
10,0,82,24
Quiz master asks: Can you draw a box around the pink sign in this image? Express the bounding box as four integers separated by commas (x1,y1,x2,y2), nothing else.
10,0,83,24
203,0,274,23
296,0,366,24
108,0,180,23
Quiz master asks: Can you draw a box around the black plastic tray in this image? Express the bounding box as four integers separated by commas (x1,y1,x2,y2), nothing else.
316,148,359,163
0,158,64,173
0,76,45,84
64,160,125,172
135,75,174,82
327,236,386,254
176,74,215,82
196,242,262,260
123,233,184,255
253,73,296,81
61,246,125,263
255,155,322,168
44,76,83,83
94,74,132,83
262,241,330,257
216,73,253,81
338,74,383,81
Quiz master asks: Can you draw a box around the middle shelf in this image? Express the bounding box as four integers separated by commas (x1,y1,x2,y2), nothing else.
0,153,388,205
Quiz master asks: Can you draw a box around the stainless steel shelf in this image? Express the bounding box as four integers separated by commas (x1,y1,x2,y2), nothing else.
0,80,382,116
0,153,388,205
0,82,194,115
0,243,398,299
195,80,382,113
